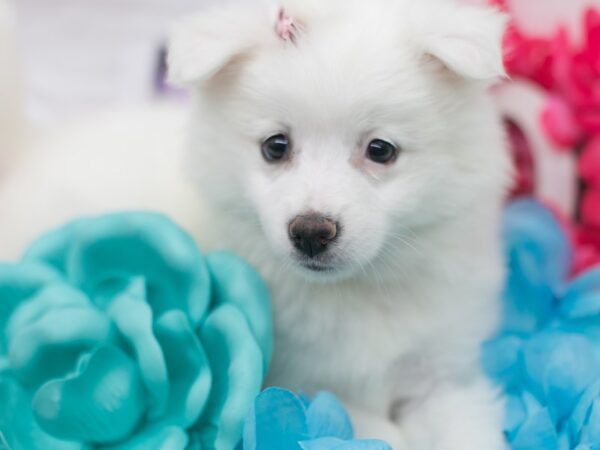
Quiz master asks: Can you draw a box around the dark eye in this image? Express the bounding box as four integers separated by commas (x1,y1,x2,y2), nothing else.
261,134,291,162
366,139,398,164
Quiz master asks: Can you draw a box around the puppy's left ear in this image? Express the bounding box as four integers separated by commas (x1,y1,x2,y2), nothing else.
167,2,276,86
413,4,508,81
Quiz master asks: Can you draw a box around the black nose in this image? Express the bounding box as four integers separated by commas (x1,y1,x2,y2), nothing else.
288,214,338,258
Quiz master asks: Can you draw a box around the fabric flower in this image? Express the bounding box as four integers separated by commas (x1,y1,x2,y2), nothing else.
0,212,272,450
502,25,558,93
502,8,600,149
483,198,600,450
540,95,583,149
242,388,392,450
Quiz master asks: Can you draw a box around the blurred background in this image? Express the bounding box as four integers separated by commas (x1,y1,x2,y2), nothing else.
10,0,597,126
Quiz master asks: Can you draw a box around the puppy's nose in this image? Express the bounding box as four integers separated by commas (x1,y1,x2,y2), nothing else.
289,214,338,258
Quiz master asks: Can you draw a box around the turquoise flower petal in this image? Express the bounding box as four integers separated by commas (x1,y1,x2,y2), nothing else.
100,425,189,450
24,212,211,325
0,262,62,353
0,376,89,450
206,251,273,372
196,304,263,450
6,284,90,340
244,388,309,450
306,392,353,441
32,345,146,444
154,310,212,429
8,306,113,387
104,278,168,420
2,212,273,448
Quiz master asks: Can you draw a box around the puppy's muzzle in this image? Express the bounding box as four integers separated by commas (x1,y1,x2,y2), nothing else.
288,214,338,258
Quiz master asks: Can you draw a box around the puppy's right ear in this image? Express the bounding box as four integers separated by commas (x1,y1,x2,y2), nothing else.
167,2,276,86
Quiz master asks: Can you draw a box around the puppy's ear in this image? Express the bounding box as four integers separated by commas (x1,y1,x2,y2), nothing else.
413,4,507,81
167,2,276,86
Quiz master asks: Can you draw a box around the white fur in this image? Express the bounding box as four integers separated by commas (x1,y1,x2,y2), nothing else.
0,0,511,448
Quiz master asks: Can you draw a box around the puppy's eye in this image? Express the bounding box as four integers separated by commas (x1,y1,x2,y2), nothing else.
366,139,398,164
261,134,291,163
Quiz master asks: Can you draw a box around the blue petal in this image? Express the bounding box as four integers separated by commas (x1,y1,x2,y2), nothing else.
482,335,524,388
503,199,571,288
32,345,145,444
24,212,211,325
501,199,571,333
504,394,527,439
543,335,600,422
557,431,572,450
195,304,264,450
153,310,212,429
569,381,600,446
306,392,353,440
522,332,600,422
206,251,273,373
583,398,600,446
244,388,308,450
560,268,600,319
509,393,558,450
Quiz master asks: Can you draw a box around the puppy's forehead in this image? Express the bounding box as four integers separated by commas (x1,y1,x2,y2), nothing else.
244,12,427,129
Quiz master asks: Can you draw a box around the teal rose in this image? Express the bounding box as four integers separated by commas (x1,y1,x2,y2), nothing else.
0,213,272,450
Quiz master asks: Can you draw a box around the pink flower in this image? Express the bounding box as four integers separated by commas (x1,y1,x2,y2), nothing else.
582,186,600,229
503,26,557,91
548,10,600,138
540,95,583,148
574,225,600,274
579,135,600,186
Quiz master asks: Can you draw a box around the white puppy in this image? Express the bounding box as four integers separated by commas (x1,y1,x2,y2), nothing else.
0,0,511,448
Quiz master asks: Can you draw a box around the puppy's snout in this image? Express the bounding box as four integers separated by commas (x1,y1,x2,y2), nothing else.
289,214,338,258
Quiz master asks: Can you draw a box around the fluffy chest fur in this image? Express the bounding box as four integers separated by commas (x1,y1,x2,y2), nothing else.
234,206,506,417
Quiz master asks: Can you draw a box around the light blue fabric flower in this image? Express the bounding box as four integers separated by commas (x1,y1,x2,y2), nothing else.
484,198,600,450
0,212,272,450
242,388,392,450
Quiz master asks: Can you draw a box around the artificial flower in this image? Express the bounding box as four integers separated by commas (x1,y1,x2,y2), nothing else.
484,199,600,450
242,388,392,450
0,212,272,450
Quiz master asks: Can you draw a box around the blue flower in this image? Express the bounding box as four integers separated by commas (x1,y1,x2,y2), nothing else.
483,199,600,450
242,388,392,450
0,212,272,450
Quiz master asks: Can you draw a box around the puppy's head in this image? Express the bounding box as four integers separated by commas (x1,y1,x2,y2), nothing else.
168,0,510,281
